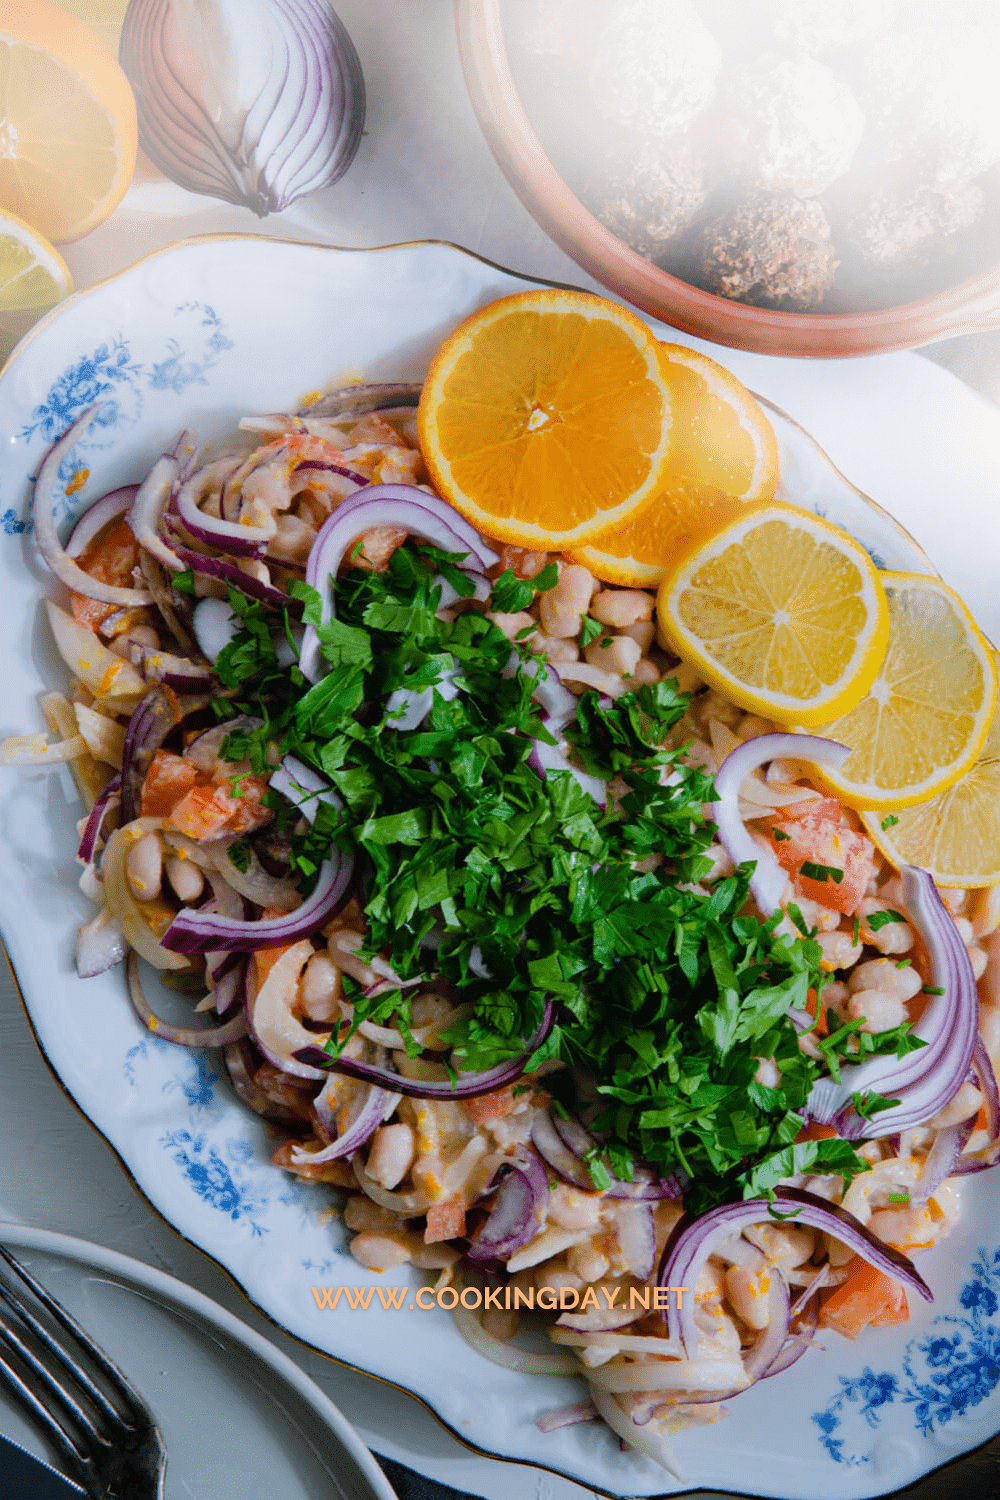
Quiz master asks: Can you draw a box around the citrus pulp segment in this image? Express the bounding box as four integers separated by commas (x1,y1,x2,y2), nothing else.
0,0,137,243
860,655,1000,887
810,573,997,813
656,505,889,726
0,208,72,358
569,342,779,586
416,289,674,550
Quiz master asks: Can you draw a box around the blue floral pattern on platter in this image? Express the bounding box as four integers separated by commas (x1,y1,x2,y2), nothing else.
814,1246,1000,1464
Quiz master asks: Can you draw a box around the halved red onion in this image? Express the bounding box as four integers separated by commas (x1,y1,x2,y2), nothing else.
467,1146,549,1262
294,1001,554,1099
912,1114,976,1203
808,866,979,1137
535,1401,598,1433
299,486,499,681
124,641,215,692
293,459,370,489
270,756,344,824
531,1108,596,1190
166,536,304,613
76,907,127,978
175,466,270,556
161,850,354,954
32,405,153,605
290,1079,401,1166
710,733,851,916
77,773,122,863
540,1109,683,1200
659,1185,931,1358
66,486,138,558
126,952,248,1048
223,1038,308,1126
130,455,185,572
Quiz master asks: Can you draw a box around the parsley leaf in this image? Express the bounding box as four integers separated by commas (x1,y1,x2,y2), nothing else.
866,909,907,931
800,860,843,884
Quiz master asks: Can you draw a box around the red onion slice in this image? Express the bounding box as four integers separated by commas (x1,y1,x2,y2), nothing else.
535,1401,598,1433
299,485,499,681
659,1185,932,1358
32,405,153,605
301,382,421,419
123,642,215,692
711,733,851,916
76,907,127,979
467,1146,549,1262
537,1109,683,1199
808,866,979,1136
912,1116,976,1203
161,850,353,954
126,952,248,1048
616,1201,656,1281
290,1080,400,1166
973,1036,1000,1141
120,689,184,822
528,730,607,809
175,467,271,556
129,455,185,572
531,1108,596,1190
270,756,344,825
294,1001,554,1099
192,597,239,663
223,1038,308,1126
66,486,138,558
77,773,122,863
166,536,304,614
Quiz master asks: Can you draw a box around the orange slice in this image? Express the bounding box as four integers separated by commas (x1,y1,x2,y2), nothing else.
656,504,889,726
570,342,779,586
417,289,674,550
0,0,137,244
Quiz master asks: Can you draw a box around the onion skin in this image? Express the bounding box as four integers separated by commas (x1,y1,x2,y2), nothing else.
659,1185,931,1358
119,0,366,215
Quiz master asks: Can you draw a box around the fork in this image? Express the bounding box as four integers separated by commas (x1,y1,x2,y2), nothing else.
0,1244,166,1500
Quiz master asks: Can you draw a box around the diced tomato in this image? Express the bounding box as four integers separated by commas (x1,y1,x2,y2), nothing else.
216,772,271,833
70,518,141,629
794,1120,839,1144
777,796,848,826
424,1200,466,1244
271,1140,353,1184
818,1257,909,1339
806,986,829,1037
465,1086,518,1125
140,750,198,818
168,782,244,840
762,809,876,915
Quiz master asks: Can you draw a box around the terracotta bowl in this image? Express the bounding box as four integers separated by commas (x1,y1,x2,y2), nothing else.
455,0,1000,359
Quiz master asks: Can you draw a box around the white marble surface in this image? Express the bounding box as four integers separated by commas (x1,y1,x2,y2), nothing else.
2,3,999,1497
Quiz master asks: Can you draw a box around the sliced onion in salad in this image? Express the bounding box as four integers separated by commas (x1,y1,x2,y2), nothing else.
32,405,153,606
126,951,247,1047
66,486,138,558
161,849,353,954
294,1002,554,1099
166,536,305,614
467,1145,549,1262
129,455,185,572
710,732,851,917
807,866,979,1137
76,906,127,979
291,1077,401,1165
299,485,499,681
659,1186,932,1359
175,466,271,556
77,773,122,864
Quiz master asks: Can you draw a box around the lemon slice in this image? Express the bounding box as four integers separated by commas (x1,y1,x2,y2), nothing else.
569,342,779,587
860,654,1000,887
655,504,889,726
417,289,674,550
813,574,997,813
0,0,137,244
0,209,73,361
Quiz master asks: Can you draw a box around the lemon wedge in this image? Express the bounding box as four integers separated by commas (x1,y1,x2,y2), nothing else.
0,209,73,362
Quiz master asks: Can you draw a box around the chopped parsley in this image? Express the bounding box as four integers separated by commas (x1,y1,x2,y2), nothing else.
218,542,926,1212
578,615,604,649
881,815,899,831
771,828,791,842
490,563,558,614
866,909,907,931
799,861,843,884
172,568,197,595
228,839,251,874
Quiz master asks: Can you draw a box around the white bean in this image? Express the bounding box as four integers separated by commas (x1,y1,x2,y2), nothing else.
552,564,597,614
367,1124,416,1190
486,611,536,642
969,944,989,981
301,952,341,1021
343,1196,401,1233
817,930,863,971
568,1242,610,1283
165,854,204,904
630,659,661,686
110,625,159,658
590,589,654,628
547,1185,601,1231
857,898,914,955
126,833,162,902
349,1233,412,1271
724,1263,772,1331
617,620,656,652
847,988,907,1033
534,632,580,664
848,957,923,1001
538,593,581,639
584,635,641,676
953,916,975,945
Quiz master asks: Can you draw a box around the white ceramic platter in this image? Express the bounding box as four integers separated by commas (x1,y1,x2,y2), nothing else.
0,1222,397,1500
1,235,998,1500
